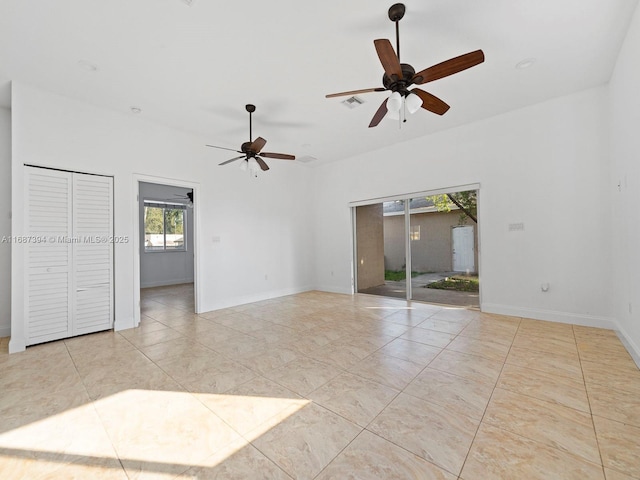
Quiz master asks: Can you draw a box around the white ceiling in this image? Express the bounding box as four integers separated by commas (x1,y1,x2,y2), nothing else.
0,0,637,165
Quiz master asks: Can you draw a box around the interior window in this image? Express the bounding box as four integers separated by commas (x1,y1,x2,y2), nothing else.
144,201,186,252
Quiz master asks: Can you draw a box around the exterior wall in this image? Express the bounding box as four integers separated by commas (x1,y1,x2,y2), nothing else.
384,211,477,273
355,204,385,290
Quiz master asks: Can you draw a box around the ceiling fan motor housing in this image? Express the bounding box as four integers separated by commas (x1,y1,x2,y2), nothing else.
240,142,253,154
383,63,416,94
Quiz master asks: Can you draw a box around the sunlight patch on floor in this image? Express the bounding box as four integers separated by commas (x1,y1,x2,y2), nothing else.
0,389,310,478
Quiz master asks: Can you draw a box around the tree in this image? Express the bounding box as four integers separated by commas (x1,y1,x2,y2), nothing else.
144,206,164,234
426,190,477,224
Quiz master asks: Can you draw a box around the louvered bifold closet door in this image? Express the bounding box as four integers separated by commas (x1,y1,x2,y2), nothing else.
25,167,73,345
72,173,114,336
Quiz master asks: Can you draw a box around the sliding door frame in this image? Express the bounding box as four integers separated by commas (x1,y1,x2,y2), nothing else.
349,183,481,302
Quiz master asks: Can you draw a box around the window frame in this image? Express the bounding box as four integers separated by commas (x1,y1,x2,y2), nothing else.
143,201,187,253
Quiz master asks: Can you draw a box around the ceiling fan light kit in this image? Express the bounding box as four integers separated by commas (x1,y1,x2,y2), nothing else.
326,3,485,128
206,104,296,176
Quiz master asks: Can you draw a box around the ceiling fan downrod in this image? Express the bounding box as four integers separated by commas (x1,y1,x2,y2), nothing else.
388,3,405,62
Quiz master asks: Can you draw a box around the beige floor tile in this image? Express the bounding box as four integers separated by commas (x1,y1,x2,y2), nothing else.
317,430,456,480
247,324,299,344
157,354,256,394
263,356,343,396
0,356,84,396
587,382,640,427
0,402,120,478
210,312,273,333
604,468,639,480
181,438,292,479
137,337,215,363
251,403,361,479
95,389,240,480
331,333,396,354
64,331,136,359
202,332,271,360
506,346,583,379
237,344,300,374
195,376,304,436
310,372,400,427
6,287,640,480
594,415,640,478
483,388,600,464
0,382,91,432
497,363,590,412
461,424,605,480
404,367,494,421
78,352,184,400
458,320,518,345
581,360,640,394
445,335,511,362
348,352,424,390
382,310,433,327
430,308,482,323
512,332,578,356
574,326,621,347
377,338,442,366
517,318,575,342
400,326,457,348
306,342,372,370
0,450,127,480
166,317,222,337
428,349,503,385
117,327,185,349
579,342,637,368
416,317,469,335
368,392,479,476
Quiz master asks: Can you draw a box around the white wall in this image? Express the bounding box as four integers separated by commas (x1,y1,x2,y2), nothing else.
609,2,640,363
314,87,613,329
139,182,194,288
10,83,315,351
0,107,10,337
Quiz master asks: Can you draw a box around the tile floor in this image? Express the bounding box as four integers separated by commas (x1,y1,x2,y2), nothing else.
1,284,640,479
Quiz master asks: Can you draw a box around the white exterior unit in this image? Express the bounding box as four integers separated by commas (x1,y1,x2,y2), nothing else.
25,166,113,346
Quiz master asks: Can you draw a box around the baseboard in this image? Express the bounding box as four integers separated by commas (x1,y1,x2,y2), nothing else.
200,284,316,313
616,326,640,369
141,278,194,288
314,285,353,295
480,303,617,330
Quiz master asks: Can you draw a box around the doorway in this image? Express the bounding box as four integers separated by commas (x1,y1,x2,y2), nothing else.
352,186,480,308
133,177,199,327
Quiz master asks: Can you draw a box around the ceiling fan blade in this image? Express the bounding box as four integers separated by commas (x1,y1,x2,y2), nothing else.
255,157,270,171
411,88,450,115
250,136,267,153
325,87,386,99
369,98,389,128
413,50,485,84
218,155,246,166
374,39,403,79
206,144,242,153
261,152,295,160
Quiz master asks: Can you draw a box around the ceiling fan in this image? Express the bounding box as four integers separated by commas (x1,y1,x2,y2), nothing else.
162,190,194,207
326,3,485,127
206,104,296,171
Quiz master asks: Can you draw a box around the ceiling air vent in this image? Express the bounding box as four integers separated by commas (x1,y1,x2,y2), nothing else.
341,96,365,109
